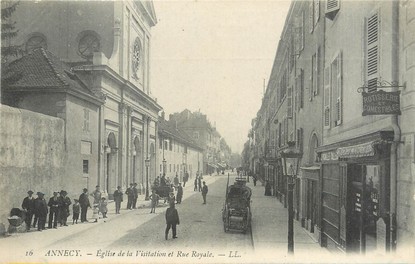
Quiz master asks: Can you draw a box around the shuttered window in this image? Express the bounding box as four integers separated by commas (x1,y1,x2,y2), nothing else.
315,46,321,96
287,86,293,118
334,52,342,126
325,0,340,20
296,69,304,111
309,1,314,33
324,66,331,128
310,53,316,101
366,11,379,93
314,0,320,26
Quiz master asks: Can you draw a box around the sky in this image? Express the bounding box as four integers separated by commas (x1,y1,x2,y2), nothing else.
150,0,291,154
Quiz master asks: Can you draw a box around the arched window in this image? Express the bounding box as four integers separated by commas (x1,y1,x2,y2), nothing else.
26,33,47,53
77,30,101,60
309,134,319,164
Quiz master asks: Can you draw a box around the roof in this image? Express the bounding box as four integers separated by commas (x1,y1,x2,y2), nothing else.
158,117,203,151
1,48,102,102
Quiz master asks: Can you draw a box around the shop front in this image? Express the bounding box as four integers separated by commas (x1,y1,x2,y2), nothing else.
318,131,393,253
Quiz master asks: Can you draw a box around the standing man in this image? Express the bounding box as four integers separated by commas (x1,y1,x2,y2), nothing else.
173,174,179,187
165,203,180,240
132,183,138,209
79,188,91,223
202,181,208,204
113,186,123,214
126,183,134,210
194,176,198,192
22,190,35,231
59,190,71,226
48,191,60,229
198,176,202,192
176,183,183,204
34,192,48,231
91,185,102,205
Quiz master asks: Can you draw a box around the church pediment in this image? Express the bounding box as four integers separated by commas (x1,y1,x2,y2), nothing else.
135,1,157,27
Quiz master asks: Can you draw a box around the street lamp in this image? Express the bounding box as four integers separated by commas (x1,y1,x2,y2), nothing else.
162,158,167,176
145,157,150,200
280,141,303,254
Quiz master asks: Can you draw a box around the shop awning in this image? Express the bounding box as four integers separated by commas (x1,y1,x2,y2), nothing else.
336,141,375,158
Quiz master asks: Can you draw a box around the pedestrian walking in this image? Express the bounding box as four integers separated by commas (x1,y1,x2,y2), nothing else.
176,183,183,204
198,176,202,192
22,190,35,231
183,171,189,187
58,190,71,226
126,183,134,210
202,181,208,204
99,197,108,218
113,186,123,214
34,192,48,231
149,189,159,213
168,192,176,207
79,188,91,223
165,203,180,240
48,191,60,229
253,176,257,186
194,177,198,192
72,199,80,224
132,183,138,209
91,185,102,205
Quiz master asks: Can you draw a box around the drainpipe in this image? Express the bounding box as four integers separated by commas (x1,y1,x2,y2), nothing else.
390,1,400,252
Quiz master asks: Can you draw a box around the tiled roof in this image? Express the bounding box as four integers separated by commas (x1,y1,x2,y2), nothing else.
1,48,96,97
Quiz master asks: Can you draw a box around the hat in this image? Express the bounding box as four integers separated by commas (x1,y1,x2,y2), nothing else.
53,191,59,195
130,183,134,186
83,188,88,192
117,186,121,189
101,197,106,200
133,183,137,186
60,190,67,195
37,192,44,196
27,190,34,194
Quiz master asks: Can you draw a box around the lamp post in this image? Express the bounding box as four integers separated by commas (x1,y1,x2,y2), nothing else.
162,158,167,176
280,141,303,254
145,157,150,200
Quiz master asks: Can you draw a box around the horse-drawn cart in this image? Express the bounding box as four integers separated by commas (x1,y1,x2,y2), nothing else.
222,175,252,233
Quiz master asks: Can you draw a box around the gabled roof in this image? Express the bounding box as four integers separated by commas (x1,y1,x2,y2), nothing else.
1,48,103,103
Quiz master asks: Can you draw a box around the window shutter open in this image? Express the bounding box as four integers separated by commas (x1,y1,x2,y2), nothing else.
314,47,320,96
324,66,331,128
335,52,343,125
310,54,315,101
309,1,314,33
287,86,293,118
314,0,320,26
366,12,379,93
326,0,340,20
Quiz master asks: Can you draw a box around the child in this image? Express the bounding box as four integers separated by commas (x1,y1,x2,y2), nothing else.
149,189,159,214
92,204,99,223
72,199,80,224
99,197,108,218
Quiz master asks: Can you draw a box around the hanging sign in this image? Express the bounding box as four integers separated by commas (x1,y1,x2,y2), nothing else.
362,91,401,116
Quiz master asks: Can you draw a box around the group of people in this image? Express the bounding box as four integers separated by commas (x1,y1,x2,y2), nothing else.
21,188,96,232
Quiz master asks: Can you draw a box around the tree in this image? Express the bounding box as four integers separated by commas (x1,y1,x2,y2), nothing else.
1,1,22,63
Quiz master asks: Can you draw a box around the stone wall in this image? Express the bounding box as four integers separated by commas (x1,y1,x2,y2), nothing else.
0,105,65,231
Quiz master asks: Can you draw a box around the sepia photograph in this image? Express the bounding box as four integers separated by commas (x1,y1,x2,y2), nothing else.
0,0,414,263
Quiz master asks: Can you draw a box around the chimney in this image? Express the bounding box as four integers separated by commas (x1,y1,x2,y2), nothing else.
161,111,165,120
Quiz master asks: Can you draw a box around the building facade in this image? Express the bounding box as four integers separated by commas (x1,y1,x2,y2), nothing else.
4,1,162,198
247,0,415,254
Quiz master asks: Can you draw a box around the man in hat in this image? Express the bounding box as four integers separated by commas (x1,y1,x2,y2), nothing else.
22,190,35,231
126,183,134,210
113,186,123,214
48,191,61,229
34,192,48,231
58,190,71,226
132,183,138,209
176,183,183,204
202,181,208,204
165,203,180,240
79,188,91,223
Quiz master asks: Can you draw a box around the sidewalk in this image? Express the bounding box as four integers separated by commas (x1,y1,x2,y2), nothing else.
248,180,330,260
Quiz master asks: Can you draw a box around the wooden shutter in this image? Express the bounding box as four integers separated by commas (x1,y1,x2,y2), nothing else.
309,1,314,33
324,66,330,128
296,69,304,111
335,52,343,126
366,11,379,93
315,46,321,96
287,86,293,118
314,0,320,26
325,0,340,20
310,54,315,101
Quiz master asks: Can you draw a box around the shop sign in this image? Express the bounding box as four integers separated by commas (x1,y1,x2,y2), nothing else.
337,141,375,158
362,91,401,116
